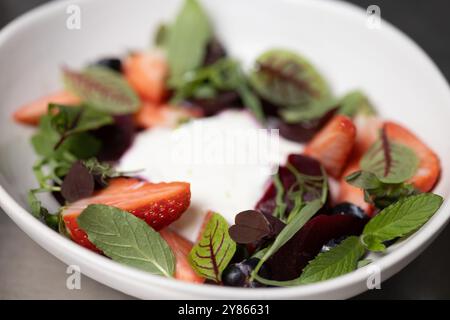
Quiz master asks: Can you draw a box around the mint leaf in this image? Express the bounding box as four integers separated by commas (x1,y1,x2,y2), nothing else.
249,49,331,108
63,66,140,115
78,204,175,277
253,236,365,286
188,212,236,282
251,199,323,279
167,0,212,86
360,129,419,184
345,170,382,190
361,193,443,251
338,90,376,117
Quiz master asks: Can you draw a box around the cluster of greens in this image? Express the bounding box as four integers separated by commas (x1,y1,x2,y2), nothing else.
28,66,141,230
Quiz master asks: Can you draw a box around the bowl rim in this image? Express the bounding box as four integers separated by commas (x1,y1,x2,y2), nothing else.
1,0,450,299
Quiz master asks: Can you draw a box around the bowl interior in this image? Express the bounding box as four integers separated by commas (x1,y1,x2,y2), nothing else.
1,0,450,299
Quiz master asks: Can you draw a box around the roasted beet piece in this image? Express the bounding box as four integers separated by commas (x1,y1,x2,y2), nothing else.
187,90,242,117
203,37,227,66
255,154,328,217
266,213,368,281
268,108,336,143
92,115,136,162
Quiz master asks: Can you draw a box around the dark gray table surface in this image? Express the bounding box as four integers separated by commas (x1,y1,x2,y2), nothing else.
0,0,449,300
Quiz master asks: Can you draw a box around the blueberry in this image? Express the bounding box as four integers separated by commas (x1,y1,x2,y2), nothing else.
331,202,368,220
94,57,122,73
222,258,270,287
320,236,347,253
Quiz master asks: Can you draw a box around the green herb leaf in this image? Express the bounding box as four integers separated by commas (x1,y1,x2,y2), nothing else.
27,190,60,230
78,204,175,277
251,199,323,280
280,98,337,123
345,170,418,209
167,0,212,86
360,130,419,184
361,193,443,251
188,212,236,282
63,66,140,114
254,236,365,286
249,49,331,108
338,90,376,117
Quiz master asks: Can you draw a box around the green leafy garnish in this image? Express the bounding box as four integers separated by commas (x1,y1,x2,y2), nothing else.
167,0,212,86
280,98,337,123
360,130,419,184
27,190,60,230
78,204,175,277
338,90,376,117
249,49,331,108
250,199,323,280
63,66,140,114
171,58,264,122
254,236,365,286
345,170,418,209
361,193,443,251
188,212,236,283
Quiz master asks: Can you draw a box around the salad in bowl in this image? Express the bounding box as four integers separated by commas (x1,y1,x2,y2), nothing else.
10,0,444,289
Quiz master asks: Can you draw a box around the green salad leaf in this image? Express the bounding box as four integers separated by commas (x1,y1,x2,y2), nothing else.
78,204,176,277
338,90,376,117
361,193,443,251
249,49,331,109
63,66,140,114
167,0,212,86
360,131,419,184
188,212,236,283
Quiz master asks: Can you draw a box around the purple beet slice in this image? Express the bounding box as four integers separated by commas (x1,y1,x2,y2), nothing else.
92,115,136,162
266,213,368,281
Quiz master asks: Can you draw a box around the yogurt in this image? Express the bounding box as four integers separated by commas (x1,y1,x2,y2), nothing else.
119,110,302,241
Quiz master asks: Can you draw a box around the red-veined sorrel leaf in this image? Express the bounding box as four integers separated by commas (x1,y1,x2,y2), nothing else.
360,126,419,184
63,66,140,115
249,49,331,108
188,212,236,283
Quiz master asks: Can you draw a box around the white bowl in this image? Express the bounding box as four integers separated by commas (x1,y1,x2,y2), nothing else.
1,0,450,299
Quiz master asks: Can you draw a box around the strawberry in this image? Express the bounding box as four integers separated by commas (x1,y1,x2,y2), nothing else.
13,90,79,125
336,115,380,215
196,211,214,242
160,229,205,283
134,102,202,129
304,115,356,178
384,121,440,192
124,51,168,104
62,177,191,250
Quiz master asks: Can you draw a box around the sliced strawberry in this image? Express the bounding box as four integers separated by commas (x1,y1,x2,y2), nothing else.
13,90,79,125
337,115,380,215
384,121,440,192
160,228,205,283
124,51,168,104
62,177,191,250
134,102,202,129
304,115,356,178
196,211,214,243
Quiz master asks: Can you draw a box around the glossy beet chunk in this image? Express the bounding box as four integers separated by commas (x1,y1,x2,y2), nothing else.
92,115,136,162
255,154,328,218
266,213,367,281
331,202,368,220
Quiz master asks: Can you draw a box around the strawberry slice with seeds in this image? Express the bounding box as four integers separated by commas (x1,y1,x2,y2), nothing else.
160,228,205,283
124,51,168,104
304,115,356,178
13,90,79,125
62,177,191,250
384,121,440,192
134,102,202,129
